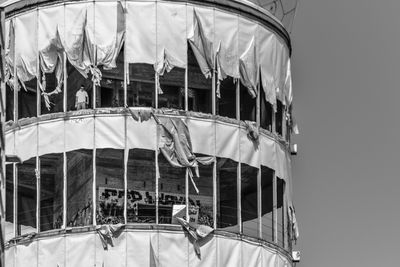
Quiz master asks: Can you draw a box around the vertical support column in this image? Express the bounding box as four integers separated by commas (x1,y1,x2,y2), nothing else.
257,83,262,239
184,68,188,111
63,151,67,228
13,21,18,122
236,81,240,121
185,169,189,222
36,124,40,233
123,115,128,224
212,70,216,115
36,8,40,117
272,104,276,135
92,147,96,226
63,52,67,113
283,184,288,249
154,73,158,109
282,106,287,141
13,164,17,237
272,171,277,243
212,158,217,229
155,124,159,224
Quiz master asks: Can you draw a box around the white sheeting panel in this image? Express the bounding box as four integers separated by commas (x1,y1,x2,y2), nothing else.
62,3,91,72
66,233,95,267
238,16,258,65
189,235,217,267
14,11,38,82
5,245,15,267
95,116,125,149
217,236,241,267
38,5,64,72
257,27,276,106
38,120,64,156
5,130,15,157
16,241,38,267
65,116,94,152
15,124,37,163
260,134,277,171
38,236,65,267
261,248,276,267
158,231,188,266
189,6,214,46
187,119,214,156
156,2,187,69
126,116,156,150
216,122,239,162
240,127,260,168
214,10,239,78
275,143,288,182
126,231,151,267
274,40,287,103
91,1,124,68
126,1,156,64
277,253,291,267
241,241,261,267
95,230,127,267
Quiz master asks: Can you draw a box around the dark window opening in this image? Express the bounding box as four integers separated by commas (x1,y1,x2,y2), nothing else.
240,83,256,121
241,163,259,238
217,77,236,119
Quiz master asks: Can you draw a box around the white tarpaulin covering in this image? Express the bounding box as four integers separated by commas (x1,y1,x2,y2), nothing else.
14,12,38,83
214,10,239,79
5,230,292,267
126,1,156,65
4,1,292,107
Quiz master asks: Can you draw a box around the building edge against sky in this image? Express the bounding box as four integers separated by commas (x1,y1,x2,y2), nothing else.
1,0,299,266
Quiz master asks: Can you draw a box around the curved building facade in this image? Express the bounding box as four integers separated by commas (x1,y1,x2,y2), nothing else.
2,0,299,266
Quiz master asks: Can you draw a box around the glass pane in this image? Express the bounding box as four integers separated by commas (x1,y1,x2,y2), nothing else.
67,62,93,111
5,164,14,240
158,67,185,110
217,77,236,119
66,149,93,227
99,47,124,108
40,153,63,231
260,87,273,131
188,45,212,114
96,149,124,225
241,163,259,238
41,72,63,115
189,154,214,227
277,177,285,247
261,166,273,242
6,85,14,121
217,157,238,232
128,64,155,107
276,100,283,136
240,83,256,121
158,154,186,224
127,149,156,223
17,157,37,235
19,79,37,119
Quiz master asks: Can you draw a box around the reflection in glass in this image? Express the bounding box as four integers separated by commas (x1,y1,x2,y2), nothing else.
18,79,37,119
158,67,185,110
40,153,63,231
17,157,37,235
188,45,212,114
240,83,256,121
217,77,236,119
158,154,186,224
217,157,238,232
261,87,273,131
96,149,124,225
277,177,285,247
128,64,155,107
127,149,156,223
276,100,283,136
6,85,14,121
66,149,93,227
261,166,274,242
241,163,259,238
189,154,214,227
5,164,14,240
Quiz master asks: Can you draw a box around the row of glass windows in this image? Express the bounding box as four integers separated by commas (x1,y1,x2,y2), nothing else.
5,149,289,249
5,46,291,140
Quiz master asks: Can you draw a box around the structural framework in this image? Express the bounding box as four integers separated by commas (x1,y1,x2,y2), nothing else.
1,0,299,266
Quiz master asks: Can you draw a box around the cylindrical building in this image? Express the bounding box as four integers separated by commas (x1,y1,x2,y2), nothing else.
2,0,299,266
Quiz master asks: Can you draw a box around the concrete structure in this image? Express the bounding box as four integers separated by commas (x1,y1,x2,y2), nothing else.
1,0,299,266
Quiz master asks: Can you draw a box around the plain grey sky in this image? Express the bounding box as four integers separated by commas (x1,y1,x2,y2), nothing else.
291,0,400,266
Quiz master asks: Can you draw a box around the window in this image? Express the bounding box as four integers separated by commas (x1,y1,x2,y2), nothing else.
217,77,237,119
261,166,274,242
241,163,259,238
